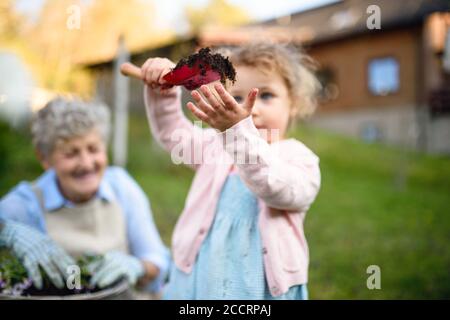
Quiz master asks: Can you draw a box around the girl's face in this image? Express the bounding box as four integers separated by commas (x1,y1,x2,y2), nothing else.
40,129,108,203
229,65,293,143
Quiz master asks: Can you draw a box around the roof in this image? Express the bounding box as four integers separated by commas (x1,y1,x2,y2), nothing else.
77,33,177,67
199,0,450,47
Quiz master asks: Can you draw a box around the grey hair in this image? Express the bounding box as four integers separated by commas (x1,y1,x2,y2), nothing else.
31,97,111,157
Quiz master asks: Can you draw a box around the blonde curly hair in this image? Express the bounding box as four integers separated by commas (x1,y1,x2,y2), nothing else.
224,42,321,120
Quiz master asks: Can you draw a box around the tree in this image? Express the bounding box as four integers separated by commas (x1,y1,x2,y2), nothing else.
25,0,89,94
0,0,22,41
186,0,250,34
77,0,174,64
21,0,173,96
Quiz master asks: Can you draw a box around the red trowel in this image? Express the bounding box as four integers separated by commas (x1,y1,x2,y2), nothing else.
120,48,236,91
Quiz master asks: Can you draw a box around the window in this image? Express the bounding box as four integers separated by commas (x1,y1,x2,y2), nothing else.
429,86,450,117
368,57,399,96
316,67,339,102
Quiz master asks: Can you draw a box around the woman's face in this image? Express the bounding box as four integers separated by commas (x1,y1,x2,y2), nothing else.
41,129,108,203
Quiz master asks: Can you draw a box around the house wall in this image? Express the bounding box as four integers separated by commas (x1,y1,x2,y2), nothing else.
308,26,421,113
307,105,420,149
305,25,450,154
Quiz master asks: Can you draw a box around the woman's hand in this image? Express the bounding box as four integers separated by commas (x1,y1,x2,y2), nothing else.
0,220,75,289
87,251,145,288
187,83,258,132
140,57,175,92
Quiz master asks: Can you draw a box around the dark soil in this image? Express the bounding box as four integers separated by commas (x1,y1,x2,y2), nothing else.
175,47,236,85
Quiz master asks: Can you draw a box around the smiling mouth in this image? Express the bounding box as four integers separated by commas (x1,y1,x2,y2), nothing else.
72,171,98,180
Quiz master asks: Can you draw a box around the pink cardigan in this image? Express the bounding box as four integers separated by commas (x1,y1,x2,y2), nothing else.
144,86,321,296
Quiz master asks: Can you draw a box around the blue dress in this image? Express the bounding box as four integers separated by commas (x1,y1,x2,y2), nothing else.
164,172,308,300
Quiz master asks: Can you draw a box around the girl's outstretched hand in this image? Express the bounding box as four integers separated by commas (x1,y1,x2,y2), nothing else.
187,83,258,132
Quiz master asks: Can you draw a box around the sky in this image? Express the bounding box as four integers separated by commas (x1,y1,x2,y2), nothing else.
16,0,338,32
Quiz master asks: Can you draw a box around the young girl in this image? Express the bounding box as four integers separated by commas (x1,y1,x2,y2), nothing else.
141,42,322,299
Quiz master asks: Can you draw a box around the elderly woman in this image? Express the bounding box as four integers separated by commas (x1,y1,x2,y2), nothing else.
0,97,169,294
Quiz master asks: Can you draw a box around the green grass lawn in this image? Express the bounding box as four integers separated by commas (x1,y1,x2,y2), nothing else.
1,114,449,299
